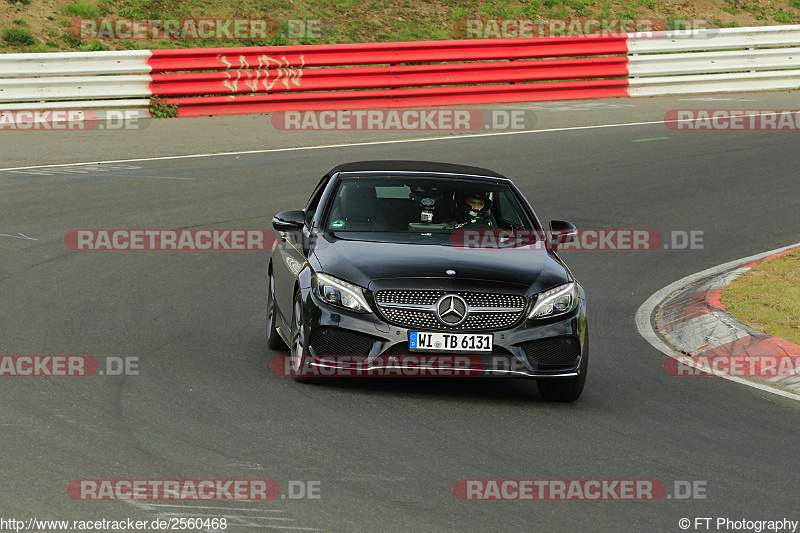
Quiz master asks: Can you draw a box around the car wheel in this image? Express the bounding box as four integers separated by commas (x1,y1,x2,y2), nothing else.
536,334,588,403
290,291,316,383
266,270,287,350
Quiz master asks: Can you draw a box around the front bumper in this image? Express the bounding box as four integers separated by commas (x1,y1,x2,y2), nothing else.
299,288,588,378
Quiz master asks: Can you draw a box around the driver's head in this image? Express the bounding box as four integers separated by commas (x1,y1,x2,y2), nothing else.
461,192,491,218
466,195,485,212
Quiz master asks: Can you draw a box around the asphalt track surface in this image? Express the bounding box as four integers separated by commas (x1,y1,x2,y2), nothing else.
1,93,799,532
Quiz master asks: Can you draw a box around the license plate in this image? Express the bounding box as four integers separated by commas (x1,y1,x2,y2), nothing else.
409,332,493,352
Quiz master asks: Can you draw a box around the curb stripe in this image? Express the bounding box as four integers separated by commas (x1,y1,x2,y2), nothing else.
635,242,800,401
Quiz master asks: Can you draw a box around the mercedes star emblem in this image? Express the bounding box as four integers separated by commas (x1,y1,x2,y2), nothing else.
435,294,468,326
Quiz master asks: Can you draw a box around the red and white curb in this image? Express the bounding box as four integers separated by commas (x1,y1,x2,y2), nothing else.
636,243,800,400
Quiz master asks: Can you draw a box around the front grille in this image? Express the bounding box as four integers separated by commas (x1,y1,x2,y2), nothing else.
462,313,521,330
380,308,441,330
308,327,377,357
521,337,581,368
377,290,523,308
375,290,526,331
377,290,442,306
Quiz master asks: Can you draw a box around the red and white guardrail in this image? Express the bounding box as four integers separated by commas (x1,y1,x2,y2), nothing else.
1,25,799,118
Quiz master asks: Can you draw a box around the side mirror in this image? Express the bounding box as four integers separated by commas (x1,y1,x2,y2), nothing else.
548,220,578,250
272,210,305,232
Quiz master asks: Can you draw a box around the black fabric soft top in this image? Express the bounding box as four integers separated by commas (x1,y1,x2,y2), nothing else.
328,160,507,179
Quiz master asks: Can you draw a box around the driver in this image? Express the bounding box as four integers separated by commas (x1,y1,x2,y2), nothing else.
453,192,497,229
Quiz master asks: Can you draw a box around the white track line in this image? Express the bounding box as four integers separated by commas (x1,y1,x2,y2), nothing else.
2,112,790,173
635,242,800,402
0,116,746,173
4,108,794,173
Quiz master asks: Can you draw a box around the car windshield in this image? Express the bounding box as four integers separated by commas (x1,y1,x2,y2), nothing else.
323,176,537,244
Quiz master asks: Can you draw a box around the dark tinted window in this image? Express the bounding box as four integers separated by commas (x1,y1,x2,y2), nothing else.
324,176,534,239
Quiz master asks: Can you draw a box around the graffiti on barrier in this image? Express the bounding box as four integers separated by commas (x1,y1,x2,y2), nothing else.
217,54,305,93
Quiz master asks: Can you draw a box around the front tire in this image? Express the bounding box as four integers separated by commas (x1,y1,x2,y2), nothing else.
290,291,316,383
266,270,287,350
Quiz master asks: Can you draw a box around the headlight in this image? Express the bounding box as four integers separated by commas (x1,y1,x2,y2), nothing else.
313,273,372,313
528,282,578,319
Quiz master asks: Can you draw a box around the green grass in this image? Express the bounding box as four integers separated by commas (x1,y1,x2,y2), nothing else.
78,39,107,50
27,43,52,52
3,27,36,45
63,1,100,18
722,249,800,345
665,17,693,30
4,0,800,52
61,32,82,47
149,96,178,118
117,6,148,18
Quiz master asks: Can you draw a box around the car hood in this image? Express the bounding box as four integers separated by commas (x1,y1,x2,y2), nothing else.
311,237,571,294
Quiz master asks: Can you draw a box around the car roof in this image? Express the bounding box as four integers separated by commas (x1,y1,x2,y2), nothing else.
328,160,507,179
